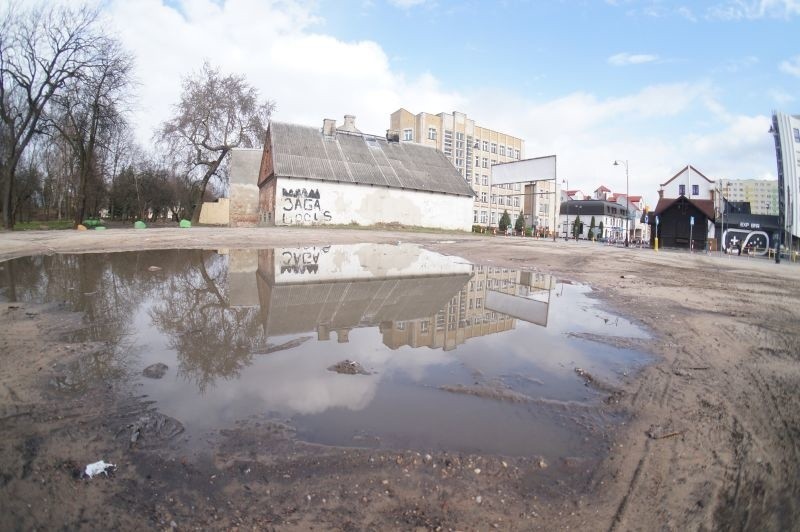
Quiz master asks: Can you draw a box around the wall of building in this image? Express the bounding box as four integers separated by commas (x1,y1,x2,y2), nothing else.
718,178,779,215
270,177,473,231
198,198,230,225
661,167,714,199
229,148,264,226
772,112,800,239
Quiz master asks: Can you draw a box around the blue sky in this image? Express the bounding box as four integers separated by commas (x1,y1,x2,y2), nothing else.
99,0,799,207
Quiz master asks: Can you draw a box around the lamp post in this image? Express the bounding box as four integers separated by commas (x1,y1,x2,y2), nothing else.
562,177,568,240
613,160,629,246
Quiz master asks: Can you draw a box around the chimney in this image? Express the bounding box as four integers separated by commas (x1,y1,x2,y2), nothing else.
658,188,664,199
342,114,357,132
322,118,336,137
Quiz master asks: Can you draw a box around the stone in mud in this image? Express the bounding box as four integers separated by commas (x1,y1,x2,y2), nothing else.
327,360,370,375
142,363,169,379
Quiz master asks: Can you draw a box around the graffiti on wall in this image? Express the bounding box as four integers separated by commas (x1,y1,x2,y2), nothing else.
280,246,331,274
281,188,332,224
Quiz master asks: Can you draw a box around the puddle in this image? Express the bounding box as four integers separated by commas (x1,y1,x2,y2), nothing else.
0,244,650,461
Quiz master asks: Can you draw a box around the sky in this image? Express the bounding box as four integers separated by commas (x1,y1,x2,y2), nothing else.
91,0,799,207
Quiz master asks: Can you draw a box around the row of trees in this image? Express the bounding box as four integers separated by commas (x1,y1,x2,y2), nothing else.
0,4,274,229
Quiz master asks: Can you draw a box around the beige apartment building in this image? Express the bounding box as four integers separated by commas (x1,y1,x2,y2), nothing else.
389,109,525,228
717,178,779,216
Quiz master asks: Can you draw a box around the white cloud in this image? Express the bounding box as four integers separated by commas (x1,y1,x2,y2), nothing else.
388,0,430,8
768,88,795,104
779,55,800,77
101,0,777,210
707,0,800,20
608,53,659,66
105,0,460,144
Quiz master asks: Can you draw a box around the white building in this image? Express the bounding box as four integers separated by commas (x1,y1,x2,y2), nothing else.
770,111,800,242
227,116,475,230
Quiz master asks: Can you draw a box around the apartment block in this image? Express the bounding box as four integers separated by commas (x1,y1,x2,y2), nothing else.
718,178,779,216
389,109,524,227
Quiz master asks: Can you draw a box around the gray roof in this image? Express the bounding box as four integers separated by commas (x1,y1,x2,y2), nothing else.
268,122,474,197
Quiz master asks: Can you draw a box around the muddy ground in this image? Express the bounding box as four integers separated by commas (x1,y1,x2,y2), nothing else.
1,227,799,531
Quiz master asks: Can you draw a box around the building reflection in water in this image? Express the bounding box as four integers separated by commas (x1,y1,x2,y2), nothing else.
227,244,554,351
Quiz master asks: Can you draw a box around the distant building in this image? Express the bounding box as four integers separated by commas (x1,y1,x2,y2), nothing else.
649,165,716,250
717,178,778,216
558,200,629,240
770,111,800,245
389,109,525,227
225,115,475,230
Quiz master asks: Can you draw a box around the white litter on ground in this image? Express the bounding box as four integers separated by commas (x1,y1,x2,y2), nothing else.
84,460,116,478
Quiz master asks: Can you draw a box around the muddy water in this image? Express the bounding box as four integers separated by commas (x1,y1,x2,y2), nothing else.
0,244,649,460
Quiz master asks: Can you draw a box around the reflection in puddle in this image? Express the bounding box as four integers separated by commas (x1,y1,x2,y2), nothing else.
0,244,649,460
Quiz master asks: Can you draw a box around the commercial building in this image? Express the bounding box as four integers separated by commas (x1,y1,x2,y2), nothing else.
717,178,778,216
389,109,525,228
558,200,629,240
225,115,475,230
770,111,800,245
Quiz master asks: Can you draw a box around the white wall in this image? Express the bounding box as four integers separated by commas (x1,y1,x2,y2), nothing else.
661,167,714,199
274,178,473,231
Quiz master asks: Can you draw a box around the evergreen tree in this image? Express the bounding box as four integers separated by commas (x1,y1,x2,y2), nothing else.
514,212,525,233
499,210,511,232
599,221,604,239
589,216,596,240
572,215,581,239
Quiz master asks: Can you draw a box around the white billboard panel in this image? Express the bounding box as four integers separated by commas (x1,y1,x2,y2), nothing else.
491,155,556,185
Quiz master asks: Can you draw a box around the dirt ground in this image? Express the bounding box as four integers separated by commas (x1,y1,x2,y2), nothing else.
1,226,799,531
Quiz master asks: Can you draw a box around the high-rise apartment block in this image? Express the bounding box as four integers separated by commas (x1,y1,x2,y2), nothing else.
389,109,524,227
717,178,778,216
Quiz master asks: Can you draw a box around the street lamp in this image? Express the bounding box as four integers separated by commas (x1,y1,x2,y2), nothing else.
613,160,629,247
562,177,568,240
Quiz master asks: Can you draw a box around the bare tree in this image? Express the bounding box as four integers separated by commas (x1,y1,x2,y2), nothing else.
158,62,275,224
0,4,104,229
49,38,133,225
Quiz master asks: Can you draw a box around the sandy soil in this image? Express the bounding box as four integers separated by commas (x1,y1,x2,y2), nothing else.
1,226,799,531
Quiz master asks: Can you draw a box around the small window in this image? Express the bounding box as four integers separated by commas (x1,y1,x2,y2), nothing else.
428,127,437,140
491,143,497,154
482,175,489,186
679,184,686,196
481,192,487,202
482,157,488,168
403,129,413,141
499,145,506,156
482,140,489,152
473,210,478,223
794,128,800,143
692,184,699,195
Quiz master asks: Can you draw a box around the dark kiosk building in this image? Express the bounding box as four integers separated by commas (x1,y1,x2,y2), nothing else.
648,195,716,250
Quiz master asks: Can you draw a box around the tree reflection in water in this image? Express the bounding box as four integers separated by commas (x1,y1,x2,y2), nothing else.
148,250,266,393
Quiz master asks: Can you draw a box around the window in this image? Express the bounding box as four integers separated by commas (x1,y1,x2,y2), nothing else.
794,128,800,143
491,194,497,204
474,210,478,223
428,127,437,140
482,175,489,186
455,158,464,167
475,156,481,167
420,320,429,333
514,197,520,208
491,212,496,224
480,210,487,223
491,143,497,154
679,184,686,196
481,192,488,202
499,146,506,156
692,184,699,195
482,157,488,168
482,140,489,151
403,129,413,141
